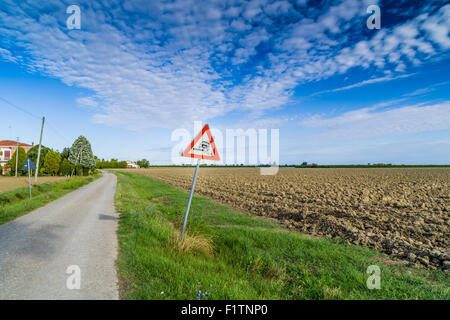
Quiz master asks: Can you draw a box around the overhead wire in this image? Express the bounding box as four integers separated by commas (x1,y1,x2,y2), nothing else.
0,94,73,146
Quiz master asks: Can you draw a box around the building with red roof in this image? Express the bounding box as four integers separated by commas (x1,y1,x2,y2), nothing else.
0,140,34,173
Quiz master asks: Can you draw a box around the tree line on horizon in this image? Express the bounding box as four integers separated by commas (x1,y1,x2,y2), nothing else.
96,158,150,169
1,135,97,176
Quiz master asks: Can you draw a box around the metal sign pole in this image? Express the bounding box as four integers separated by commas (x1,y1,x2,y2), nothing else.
27,158,32,200
179,158,201,242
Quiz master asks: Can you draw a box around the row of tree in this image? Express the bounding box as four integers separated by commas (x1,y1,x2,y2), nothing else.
95,158,150,169
96,159,128,169
4,136,96,176
136,159,150,168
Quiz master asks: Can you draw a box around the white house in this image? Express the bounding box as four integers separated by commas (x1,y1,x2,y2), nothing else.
126,161,140,169
0,140,34,173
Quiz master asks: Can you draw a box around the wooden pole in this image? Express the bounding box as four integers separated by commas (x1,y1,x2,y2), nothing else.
15,137,19,177
27,158,32,200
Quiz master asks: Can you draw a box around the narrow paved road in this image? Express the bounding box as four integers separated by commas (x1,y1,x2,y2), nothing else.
0,172,119,300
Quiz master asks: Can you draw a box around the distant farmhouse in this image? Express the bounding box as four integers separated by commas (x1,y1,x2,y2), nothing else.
0,140,34,173
126,161,140,169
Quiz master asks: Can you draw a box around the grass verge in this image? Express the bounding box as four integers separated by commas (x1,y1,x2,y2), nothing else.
114,171,449,300
0,174,101,225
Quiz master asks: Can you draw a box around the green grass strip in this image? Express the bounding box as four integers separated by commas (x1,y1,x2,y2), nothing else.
0,174,100,225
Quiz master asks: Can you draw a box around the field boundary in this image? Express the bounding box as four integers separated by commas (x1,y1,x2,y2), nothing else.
115,167,450,270
0,174,101,225
113,171,449,300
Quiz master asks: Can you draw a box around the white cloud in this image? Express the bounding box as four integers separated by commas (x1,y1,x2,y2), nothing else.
0,0,449,131
300,102,450,139
230,18,251,31
312,73,416,95
403,81,449,97
421,4,450,49
371,98,409,109
0,47,19,63
77,96,99,108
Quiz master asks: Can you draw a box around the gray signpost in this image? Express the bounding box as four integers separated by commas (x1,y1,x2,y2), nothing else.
179,124,220,242
179,159,200,242
22,158,36,200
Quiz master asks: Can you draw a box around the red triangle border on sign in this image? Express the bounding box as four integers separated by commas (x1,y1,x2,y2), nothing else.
181,124,220,161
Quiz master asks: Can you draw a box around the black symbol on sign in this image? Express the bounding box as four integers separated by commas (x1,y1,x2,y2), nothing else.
201,141,210,151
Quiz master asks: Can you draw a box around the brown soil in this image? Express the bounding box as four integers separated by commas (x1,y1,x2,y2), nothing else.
122,167,450,269
0,176,69,193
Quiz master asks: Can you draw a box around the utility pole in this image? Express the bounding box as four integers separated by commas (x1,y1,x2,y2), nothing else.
27,158,32,200
34,116,45,183
15,137,19,177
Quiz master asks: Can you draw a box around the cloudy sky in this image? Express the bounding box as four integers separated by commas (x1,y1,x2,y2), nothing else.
0,0,449,164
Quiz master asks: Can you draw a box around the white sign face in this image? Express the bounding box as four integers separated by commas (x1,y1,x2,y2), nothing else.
181,124,220,161
188,132,215,158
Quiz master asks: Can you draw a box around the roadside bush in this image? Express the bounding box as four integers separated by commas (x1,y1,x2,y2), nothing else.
59,158,73,176
27,145,50,172
75,165,83,176
137,159,150,168
43,150,61,175
96,158,128,169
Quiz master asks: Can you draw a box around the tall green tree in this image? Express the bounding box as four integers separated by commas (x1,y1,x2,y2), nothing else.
43,150,61,175
68,136,96,175
137,159,150,168
60,147,71,159
27,145,50,171
7,147,27,176
59,158,73,176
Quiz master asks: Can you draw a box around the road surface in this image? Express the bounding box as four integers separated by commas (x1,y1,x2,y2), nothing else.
0,172,119,300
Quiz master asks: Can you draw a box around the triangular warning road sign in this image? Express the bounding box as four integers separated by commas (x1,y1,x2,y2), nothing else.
21,158,36,170
182,124,220,161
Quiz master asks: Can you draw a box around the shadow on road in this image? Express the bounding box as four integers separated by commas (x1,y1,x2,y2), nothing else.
0,221,66,260
98,214,118,221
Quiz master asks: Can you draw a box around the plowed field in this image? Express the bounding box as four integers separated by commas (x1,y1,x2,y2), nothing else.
121,167,450,269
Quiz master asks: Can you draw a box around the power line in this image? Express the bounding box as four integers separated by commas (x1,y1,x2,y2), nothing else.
0,95,73,145
0,96,41,120
46,121,73,145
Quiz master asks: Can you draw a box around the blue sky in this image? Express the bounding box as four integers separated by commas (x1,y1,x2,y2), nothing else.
0,0,449,164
